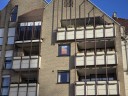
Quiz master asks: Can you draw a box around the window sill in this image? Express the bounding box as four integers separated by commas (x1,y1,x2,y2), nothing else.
57,82,70,84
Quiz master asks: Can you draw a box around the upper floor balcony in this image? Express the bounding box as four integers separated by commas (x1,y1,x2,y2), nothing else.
12,56,41,70
12,44,41,70
9,83,39,96
75,49,117,67
15,21,42,44
56,24,115,41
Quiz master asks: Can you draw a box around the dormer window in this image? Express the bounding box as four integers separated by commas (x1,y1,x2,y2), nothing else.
64,0,73,7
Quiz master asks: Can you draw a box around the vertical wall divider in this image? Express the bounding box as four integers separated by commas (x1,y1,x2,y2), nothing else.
116,24,120,95
93,7,98,96
103,15,109,96
74,0,77,95
84,0,87,96
57,0,59,28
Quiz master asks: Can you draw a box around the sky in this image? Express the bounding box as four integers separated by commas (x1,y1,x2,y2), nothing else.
0,0,128,19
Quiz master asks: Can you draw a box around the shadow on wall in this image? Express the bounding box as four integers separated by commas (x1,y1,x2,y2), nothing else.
69,56,75,69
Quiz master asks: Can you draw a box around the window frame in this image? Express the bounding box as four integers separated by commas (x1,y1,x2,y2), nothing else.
4,57,13,69
64,0,73,7
58,44,71,56
1,75,10,96
57,70,70,84
10,5,18,22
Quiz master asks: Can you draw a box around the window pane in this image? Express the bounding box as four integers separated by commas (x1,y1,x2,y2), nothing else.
0,38,3,45
64,0,73,7
2,77,10,86
5,58,12,69
58,71,69,83
0,51,1,57
1,87,9,95
35,26,41,39
0,28,4,37
59,45,70,56
8,37,15,44
10,6,18,22
8,28,15,36
5,50,13,57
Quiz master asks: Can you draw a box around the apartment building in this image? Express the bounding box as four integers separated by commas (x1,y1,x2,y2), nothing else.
0,0,127,96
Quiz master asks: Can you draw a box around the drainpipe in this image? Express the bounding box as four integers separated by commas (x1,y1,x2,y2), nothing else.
124,39,128,72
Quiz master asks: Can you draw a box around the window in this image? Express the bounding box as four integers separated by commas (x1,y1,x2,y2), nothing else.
1,75,10,96
5,57,12,69
58,44,70,56
5,50,13,57
0,51,1,57
0,38,3,45
64,0,73,7
58,71,69,83
0,28,4,37
7,28,15,44
10,5,18,22
17,21,41,41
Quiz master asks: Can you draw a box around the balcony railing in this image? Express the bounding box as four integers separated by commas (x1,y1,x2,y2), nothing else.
75,51,117,67
75,81,119,95
12,56,41,70
9,83,39,96
57,24,115,41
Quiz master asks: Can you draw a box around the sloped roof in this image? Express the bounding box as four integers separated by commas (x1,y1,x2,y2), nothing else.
18,8,44,22
114,17,128,34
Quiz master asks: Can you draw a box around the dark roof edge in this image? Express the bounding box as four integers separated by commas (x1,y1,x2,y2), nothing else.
88,0,121,26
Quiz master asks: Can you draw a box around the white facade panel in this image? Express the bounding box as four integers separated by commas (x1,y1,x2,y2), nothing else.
57,32,65,40
13,60,21,69
76,57,84,66
21,59,29,68
76,30,84,39
86,85,95,95
106,55,115,64
108,84,118,95
86,30,93,38
96,55,105,65
105,28,114,37
75,85,84,95
95,29,103,38
97,85,106,95
86,56,94,65
30,59,38,68
9,87,18,96
66,31,74,40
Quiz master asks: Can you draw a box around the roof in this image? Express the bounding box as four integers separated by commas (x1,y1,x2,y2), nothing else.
114,17,128,34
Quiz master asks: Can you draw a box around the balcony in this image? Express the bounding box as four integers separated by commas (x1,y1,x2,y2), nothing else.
75,50,117,67
15,21,42,44
9,83,39,96
12,56,41,70
75,81,119,95
56,24,115,41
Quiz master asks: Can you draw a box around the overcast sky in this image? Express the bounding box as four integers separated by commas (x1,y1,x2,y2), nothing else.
0,0,128,18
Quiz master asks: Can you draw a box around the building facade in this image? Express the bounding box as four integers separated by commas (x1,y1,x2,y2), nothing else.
0,0,128,96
